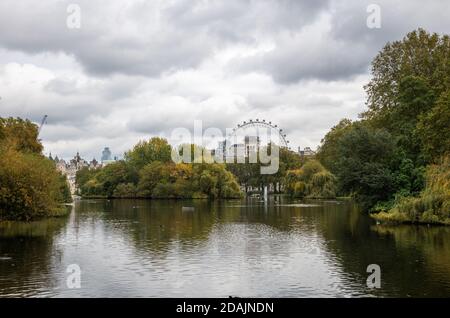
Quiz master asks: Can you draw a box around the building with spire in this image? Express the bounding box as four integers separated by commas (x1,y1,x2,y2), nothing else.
49,151,104,194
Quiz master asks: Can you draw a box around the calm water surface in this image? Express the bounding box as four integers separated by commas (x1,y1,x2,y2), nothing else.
0,197,449,297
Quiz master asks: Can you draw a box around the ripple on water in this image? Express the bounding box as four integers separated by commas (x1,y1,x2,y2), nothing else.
1,198,450,297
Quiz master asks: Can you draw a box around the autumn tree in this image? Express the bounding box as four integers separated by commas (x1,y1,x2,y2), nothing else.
124,137,172,170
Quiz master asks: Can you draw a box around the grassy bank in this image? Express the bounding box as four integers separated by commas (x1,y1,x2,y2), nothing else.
371,157,450,225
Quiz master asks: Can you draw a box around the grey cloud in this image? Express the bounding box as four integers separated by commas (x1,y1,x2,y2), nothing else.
165,0,330,39
232,0,450,83
1,0,449,83
330,0,450,46
45,78,80,95
0,0,330,78
238,38,370,83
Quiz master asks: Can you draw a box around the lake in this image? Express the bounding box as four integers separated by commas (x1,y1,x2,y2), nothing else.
1,197,449,297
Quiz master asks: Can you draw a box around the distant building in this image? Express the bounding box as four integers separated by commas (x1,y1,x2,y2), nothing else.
214,141,226,160
298,146,316,157
101,147,112,162
89,158,100,170
244,136,260,157
50,152,102,195
215,136,261,162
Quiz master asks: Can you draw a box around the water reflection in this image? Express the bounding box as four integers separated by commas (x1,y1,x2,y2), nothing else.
0,209,70,297
0,197,449,297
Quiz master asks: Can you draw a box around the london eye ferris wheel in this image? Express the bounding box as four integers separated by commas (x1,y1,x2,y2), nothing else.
227,119,290,149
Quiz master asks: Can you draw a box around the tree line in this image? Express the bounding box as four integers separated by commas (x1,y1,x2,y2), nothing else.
76,138,338,200
316,29,449,225
76,138,243,199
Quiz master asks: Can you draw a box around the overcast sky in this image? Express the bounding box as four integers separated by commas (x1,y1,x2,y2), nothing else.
0,0,449,160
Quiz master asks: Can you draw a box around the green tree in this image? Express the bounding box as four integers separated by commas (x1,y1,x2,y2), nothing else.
0,149,70,221
113,183,137,198
416,91,450,161
0,117,71,221
316,119,353,174
76,167,97,190
334,123,396,208
137,161,174,197
0,117,43,153
364,29,450,122
124,137,172,170
373,155,450,225
226,144,303,193
316,28,450,216
193,164,241,199
95,161,136,197
59,174,73,203
78,161,136,197
284,160,336,199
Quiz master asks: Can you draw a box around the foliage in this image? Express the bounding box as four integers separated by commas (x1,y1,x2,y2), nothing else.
124,137,172,171
78,140,242,199
75,167,97,192
137,162,241,199
193,163,242,199
316,119,353,174
362,29,449,165
333,123,397,208
0,117,43,153
373,156,450,225
226,146,304,192
79,161,136,197
0,148,70,221
137,161,173,197
284,160,337,199
0,117,71,221
173,143,215,163
317,29,450,217
113,183,138,198
58,174,73,203
364,29,450,123
416,91,450,161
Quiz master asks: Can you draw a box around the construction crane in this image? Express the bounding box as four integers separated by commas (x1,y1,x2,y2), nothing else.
38,115,48,136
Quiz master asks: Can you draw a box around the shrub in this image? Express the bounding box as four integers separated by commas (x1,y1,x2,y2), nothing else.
372,156,450,224
284,160,337,199
0,149,70,221
113,183,137,198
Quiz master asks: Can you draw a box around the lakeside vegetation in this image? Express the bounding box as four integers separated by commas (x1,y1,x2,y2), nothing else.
76,137,336,200
0,118,72,221
284,160,337,199
76,138,243,199
373,157,450,225
316,29,450,225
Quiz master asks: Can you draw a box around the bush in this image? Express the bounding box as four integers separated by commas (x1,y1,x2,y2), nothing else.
0,148,71,221
284,160,337,199
372,156,450,225
113,183,137,198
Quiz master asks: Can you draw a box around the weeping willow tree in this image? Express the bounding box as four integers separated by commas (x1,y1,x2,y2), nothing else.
284,160,337,199
373,156,450,225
